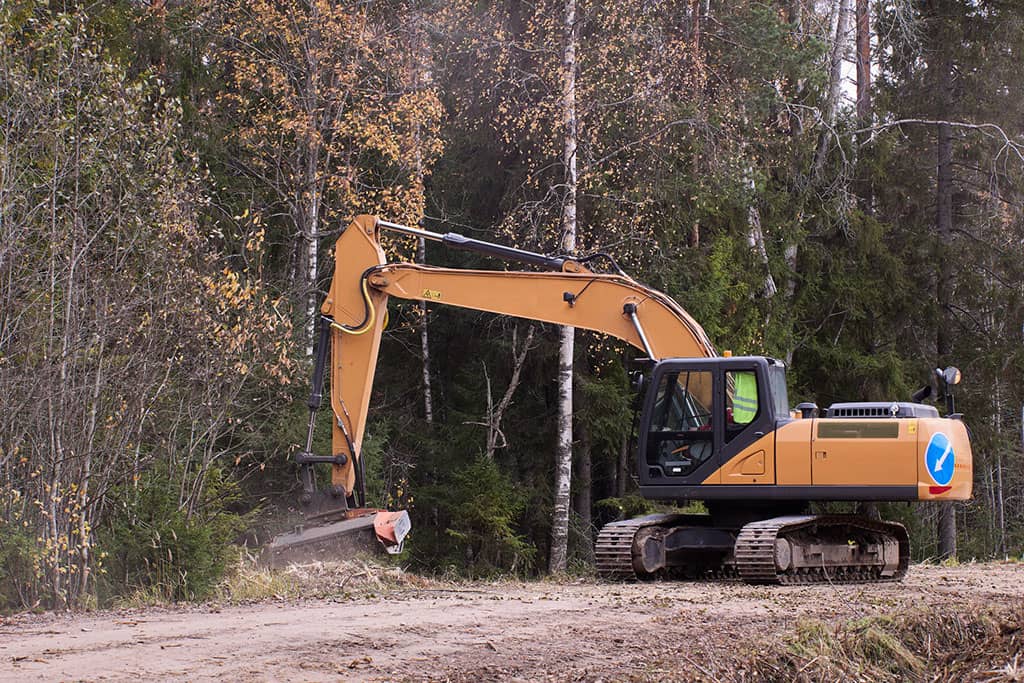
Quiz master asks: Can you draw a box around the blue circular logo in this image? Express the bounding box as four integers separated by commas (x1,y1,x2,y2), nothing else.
925,432,955,486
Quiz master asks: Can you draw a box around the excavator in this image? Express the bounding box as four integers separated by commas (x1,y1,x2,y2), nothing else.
264,214,973,584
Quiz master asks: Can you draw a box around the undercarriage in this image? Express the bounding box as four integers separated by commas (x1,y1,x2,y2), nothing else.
595,508,910,584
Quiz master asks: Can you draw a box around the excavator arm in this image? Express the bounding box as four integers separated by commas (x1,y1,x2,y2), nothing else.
318,215,716,499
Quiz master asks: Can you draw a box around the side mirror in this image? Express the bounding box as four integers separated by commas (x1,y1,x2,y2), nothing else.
941,366,961,386
934,366,963,416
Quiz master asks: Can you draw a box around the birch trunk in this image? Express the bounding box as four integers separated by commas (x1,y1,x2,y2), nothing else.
550,327,574,572
304,146,319,358
745,184,778,299
780,2,804,341
302,4,322,358
854,0,874,211
574,424,592,546
855,0,871,126
412,25,434,424
812,0,852,178
549,0,577,574
418,237,434,423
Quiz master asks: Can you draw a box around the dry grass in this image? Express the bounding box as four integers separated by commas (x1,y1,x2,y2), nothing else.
215,555,302,603
215,550,435,604
111,584,180,610
749,604,1024,682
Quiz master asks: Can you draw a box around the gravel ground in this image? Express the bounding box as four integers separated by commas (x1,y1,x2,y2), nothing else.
0,562,1020,682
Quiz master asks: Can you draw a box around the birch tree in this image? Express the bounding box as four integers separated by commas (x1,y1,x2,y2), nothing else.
812,0,853,180
548,0,578,574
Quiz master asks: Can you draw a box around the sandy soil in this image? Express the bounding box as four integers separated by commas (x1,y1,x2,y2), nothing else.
0,563,1020,682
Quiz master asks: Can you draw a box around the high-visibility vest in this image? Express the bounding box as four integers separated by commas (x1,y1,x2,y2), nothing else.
733,372,758,424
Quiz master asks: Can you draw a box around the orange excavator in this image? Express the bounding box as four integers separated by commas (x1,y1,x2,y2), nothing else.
265,215,973,584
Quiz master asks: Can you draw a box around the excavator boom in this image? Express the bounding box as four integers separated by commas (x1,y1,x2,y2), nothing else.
320,215,715,498
267,214,717,564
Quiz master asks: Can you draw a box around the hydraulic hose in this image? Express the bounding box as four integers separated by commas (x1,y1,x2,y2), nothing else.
330,267,381,335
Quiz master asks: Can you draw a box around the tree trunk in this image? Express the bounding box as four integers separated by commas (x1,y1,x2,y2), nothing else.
549,0,577,574
616,431,628,498
574,423,592,546
418,237,434,423
813,0,852,179
550,328,574,572
411,23,433,424
781,2,804,345
855,0,871,125
304,147,319,358
301,6,322,358
935,119,956,558
745,180,777,298
935,54,956,559
996,450,1006,557
994,374,1006,557
854,0,874,210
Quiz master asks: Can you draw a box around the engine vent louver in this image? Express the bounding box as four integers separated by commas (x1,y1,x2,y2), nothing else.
829,406,891,418
823,402,941,419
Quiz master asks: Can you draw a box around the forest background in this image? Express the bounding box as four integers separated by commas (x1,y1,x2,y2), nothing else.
1,0,1022,610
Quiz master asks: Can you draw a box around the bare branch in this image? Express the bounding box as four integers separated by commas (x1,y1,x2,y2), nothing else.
853,119,1024,166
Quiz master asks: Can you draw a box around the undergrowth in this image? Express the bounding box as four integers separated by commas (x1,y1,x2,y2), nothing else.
750,604,1024,682
214,551,433,604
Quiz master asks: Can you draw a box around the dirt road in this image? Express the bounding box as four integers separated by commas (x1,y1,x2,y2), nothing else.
1,563,1020,682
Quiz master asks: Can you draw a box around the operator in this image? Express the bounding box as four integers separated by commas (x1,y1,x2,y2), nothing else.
732,371,758,424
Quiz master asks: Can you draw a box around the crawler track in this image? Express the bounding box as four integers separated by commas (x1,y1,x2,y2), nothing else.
734,515,910,584
597,513,910,585
594,514,684,580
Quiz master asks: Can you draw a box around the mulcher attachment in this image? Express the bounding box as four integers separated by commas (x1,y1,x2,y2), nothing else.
262,509,411,567
262,314,412,568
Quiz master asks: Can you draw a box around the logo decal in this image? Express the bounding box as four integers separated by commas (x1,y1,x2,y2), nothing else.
924,432,955,487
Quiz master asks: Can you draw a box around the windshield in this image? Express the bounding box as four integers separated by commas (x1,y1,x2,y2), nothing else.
652,371,712,431
769,364,790,418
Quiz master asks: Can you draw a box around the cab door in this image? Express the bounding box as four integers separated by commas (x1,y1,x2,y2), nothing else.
714,363,776,485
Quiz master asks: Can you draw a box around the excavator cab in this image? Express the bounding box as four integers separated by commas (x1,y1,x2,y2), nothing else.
638,356,789,495
607,354,927,582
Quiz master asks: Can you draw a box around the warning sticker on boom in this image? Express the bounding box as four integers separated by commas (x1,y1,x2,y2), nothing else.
924,432,955,487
